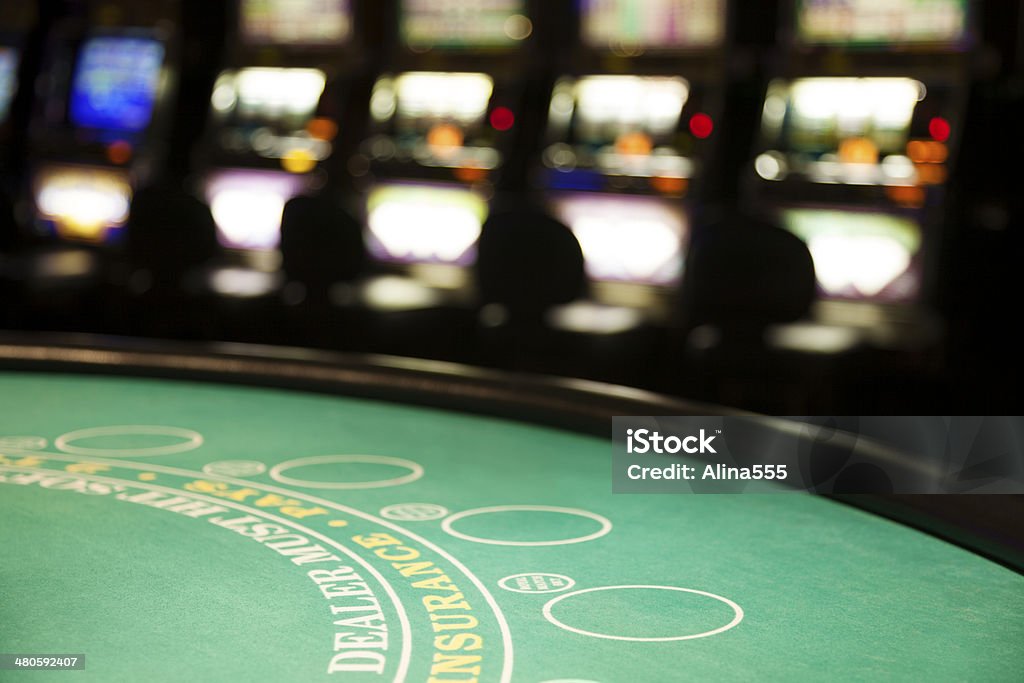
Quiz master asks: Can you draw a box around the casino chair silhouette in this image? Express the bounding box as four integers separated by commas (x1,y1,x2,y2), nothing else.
473,206,593,375
0,187,17,254
674,213,818,413
278,192,367,349
123,181,222,339
476,204,671,383
313,196,485,361
0,187,19,326
0,184,109,333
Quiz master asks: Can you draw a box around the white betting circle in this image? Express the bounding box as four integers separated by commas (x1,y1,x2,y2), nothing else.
542,585,744,642
269,454,424,489
498,573,576,594
380,503,449,521
441,505,612,547
55,425,204,457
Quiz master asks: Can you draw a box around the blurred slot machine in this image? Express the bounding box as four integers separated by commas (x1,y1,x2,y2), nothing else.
27,1,180,247
0,2,37,171
747,0,972,351
532,0,730,327
351,0,539,305
0,45,18,131
199,0,373,291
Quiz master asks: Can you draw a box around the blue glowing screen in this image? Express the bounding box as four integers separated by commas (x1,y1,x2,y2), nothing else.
69,37,164,132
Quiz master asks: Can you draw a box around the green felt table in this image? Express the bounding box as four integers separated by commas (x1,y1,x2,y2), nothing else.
1,371,1022,682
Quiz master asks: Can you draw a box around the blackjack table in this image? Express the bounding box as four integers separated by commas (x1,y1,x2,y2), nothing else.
0,337,1021,682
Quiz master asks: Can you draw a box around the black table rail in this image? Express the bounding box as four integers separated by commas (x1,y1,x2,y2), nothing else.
0,332,1020,572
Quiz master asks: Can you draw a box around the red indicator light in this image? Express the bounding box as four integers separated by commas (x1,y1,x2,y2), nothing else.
689,113,714,139
929,117,951,142
106,140,133,165
490,107,515,131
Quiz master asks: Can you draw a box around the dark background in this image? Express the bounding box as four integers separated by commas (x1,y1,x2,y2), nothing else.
1,0,1021,417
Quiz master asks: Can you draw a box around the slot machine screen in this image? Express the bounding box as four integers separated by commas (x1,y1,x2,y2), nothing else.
33,165,133,242
68,37,164,133
758,77,933,184
367,183,487,265
0,47,18,125
369,72,500,167
552,194,687,285
796,0,968,46
782,208,923,301
401,0,532,49
240,0,352,45
545,75,693,178
381,72,494,129
581,0,727,50
205,169,308,250
212,67,327,126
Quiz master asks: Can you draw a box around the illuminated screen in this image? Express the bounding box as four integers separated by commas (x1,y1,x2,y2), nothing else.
573,76,688,142
367,183,488,265
69,37,164,132
401,0,532,49
544,75,693,179
212,67,327,123
782,208,923,301
796,0,968,45
205,170,308,250
240,0,352,45
552,75,689,145
764,77,923,159
384,72,494,126
552,193,687,285
369,72,502,169
0,48,18,125
581,0,727,49
33,165,132,243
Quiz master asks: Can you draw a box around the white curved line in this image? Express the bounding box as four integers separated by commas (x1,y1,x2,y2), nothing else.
0,465,412,683
7,451,517,683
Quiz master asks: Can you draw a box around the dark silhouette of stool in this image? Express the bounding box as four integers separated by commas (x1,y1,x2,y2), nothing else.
122,181,221,338
676,212,817,411
277,192,367,348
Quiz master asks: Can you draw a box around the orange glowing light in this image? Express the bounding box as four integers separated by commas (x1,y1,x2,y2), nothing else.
838,137,878,165
454,166,490,183
281,149,317,174
427,124,465,154
915,164,948,185
907,140,928,162
908,140,949,164
106,140,133,165
615,131,653,156
927,142,948,164
650,176,688,196
307,117,338,141
886,185,926,208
